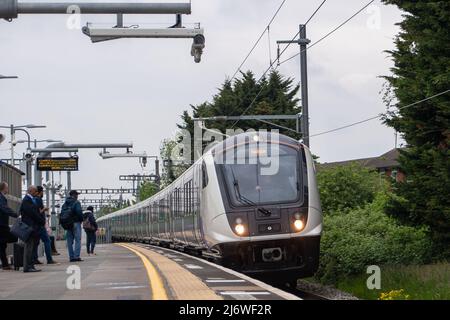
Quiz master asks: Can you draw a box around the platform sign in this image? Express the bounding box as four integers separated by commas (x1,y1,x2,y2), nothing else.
37,157,79,172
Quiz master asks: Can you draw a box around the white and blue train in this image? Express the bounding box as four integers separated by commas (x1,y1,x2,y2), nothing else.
97,131,322,283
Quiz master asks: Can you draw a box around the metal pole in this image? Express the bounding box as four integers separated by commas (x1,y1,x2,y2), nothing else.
155,159,160,186
45,171,50,208
10,125,14,165
33,139,39,186
0,1,191,19
17,2,191,14
67,171,72,192
299,24,310,148
51,172,56,218
26,160,32,188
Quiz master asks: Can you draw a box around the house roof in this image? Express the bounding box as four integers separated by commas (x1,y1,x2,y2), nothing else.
318,148,401,171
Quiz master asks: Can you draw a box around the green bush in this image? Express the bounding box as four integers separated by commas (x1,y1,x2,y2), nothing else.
316,194,433,284
317,164,386,214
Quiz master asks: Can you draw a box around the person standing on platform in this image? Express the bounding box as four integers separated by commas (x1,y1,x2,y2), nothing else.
0,182,18,271
20,185,45,273
62,190,83,262
32,186,58,265
83,206,98,256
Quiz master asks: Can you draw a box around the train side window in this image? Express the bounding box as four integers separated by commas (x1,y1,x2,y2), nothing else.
202,161,208,189
159,200,165,222
174,189,179,218
187,180,193,216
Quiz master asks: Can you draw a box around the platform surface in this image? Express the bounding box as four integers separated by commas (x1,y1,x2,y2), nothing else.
0,242,299,300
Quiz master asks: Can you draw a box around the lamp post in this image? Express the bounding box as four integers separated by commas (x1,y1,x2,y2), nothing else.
0,124,46,188
15,139,64,188
0,124,46,165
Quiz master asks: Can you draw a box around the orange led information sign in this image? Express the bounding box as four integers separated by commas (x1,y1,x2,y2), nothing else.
37,157,79,171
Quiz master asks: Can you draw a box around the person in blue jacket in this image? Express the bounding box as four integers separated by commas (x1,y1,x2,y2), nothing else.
62,190,83,262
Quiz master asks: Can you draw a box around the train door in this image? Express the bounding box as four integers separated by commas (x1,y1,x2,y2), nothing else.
183,178,195,245
193,162,203,247
145,206,150,239
168,192,174,241
178,182,188,245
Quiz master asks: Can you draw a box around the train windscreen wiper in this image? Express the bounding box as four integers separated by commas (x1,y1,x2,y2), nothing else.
229,167,272,216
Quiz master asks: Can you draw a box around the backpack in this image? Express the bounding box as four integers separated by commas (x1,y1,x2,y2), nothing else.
60,202,75,230
82,214,95,231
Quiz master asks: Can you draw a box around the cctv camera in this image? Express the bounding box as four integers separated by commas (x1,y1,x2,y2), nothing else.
11,140,17,147
191,34,205,63
0,134,5,144
141,157,148,167
24,153,33,160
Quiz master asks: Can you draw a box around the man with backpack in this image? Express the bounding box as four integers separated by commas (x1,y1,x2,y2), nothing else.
60,190,83,262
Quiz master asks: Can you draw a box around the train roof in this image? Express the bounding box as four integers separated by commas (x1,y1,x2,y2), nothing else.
97,131,303,222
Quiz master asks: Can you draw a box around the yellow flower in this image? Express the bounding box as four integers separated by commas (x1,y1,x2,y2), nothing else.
378,289,410,300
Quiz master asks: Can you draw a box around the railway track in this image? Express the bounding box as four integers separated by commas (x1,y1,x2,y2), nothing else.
133,242,329,300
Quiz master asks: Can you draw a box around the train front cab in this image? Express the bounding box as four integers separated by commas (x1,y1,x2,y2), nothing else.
212,132,322,283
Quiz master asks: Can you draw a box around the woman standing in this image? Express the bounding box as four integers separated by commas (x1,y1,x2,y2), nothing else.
82,206,98,256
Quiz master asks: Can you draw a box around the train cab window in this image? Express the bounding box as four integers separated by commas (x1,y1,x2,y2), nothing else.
220,144,302,206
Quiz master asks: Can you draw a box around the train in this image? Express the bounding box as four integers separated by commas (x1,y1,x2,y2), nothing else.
97,131,322,284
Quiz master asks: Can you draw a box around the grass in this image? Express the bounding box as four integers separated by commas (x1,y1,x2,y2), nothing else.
333,262,450,300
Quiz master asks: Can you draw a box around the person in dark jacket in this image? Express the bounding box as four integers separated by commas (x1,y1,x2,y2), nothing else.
32,186,57,265
0,182,18,270
83,206,98,255
20,185,45,273
63,190,83,262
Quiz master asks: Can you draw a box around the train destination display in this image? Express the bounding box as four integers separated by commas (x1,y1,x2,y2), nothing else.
36,157,79,171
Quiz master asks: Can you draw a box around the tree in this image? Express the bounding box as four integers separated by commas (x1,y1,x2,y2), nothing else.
381,1,450,255
177,70,301,163
138,181,159,201
158,70,301,183
317,164,386,214
159,138,190,186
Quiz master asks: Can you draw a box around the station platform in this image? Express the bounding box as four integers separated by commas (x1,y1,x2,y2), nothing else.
0,242,299,300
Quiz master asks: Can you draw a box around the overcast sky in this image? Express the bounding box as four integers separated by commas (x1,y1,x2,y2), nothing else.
0,0,404,198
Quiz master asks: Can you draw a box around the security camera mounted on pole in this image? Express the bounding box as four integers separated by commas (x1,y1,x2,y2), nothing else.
0,1,205,63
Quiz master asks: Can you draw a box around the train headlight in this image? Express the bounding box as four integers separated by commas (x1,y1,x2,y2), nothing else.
235,224,246,236
293,219,305,232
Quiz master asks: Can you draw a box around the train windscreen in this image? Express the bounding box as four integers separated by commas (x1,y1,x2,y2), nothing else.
219,144,301,206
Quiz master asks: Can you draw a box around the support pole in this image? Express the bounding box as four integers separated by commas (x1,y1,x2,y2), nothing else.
45,171,50,208
26,159,32,188
0,1,191,19
10,125,14,165
155,159,160,186
67,171,72,192
299,24,310,147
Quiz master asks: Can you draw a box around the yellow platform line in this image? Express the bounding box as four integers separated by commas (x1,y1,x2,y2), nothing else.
117,243,168,300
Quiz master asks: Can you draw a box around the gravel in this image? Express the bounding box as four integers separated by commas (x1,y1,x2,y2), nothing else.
297,280,359,300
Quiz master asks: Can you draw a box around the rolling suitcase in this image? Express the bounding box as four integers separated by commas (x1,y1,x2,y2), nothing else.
12,242,24,271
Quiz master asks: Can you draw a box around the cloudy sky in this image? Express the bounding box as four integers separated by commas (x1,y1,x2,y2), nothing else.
0,0,404,197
